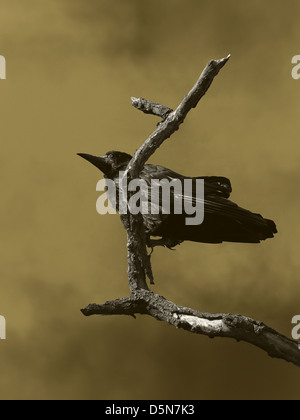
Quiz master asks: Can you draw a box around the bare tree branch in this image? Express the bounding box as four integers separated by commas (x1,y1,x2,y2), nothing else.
81,291,300,368
131,97,173,119
81,55,300,369
122,55,231,293
126,54,231,180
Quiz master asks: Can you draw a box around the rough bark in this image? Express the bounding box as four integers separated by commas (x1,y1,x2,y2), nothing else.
82,290,300,368
82,55,300,369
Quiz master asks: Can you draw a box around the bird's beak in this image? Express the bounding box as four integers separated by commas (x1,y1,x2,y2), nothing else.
77,153,111,175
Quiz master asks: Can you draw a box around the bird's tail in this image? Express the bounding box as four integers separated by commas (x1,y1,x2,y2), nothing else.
181,201,278,244
210,208,278,244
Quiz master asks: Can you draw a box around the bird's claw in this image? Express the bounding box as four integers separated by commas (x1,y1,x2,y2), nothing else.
166,245,177,251
146,238,183,252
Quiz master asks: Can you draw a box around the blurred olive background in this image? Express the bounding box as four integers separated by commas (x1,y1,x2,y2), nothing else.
0,0,300,400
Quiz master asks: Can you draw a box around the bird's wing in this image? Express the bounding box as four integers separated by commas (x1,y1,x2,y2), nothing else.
141,166,276,236
173,186,275,230
195,176,232,199
137,165,276,242
199,196,273,227
143,164,232,198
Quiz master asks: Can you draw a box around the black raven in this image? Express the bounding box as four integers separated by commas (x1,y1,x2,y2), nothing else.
78,151,277,248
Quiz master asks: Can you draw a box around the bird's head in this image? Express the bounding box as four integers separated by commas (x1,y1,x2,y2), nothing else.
77,150,132,178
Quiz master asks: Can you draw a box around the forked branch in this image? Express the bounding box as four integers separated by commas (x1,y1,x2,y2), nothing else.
81,55,300,368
